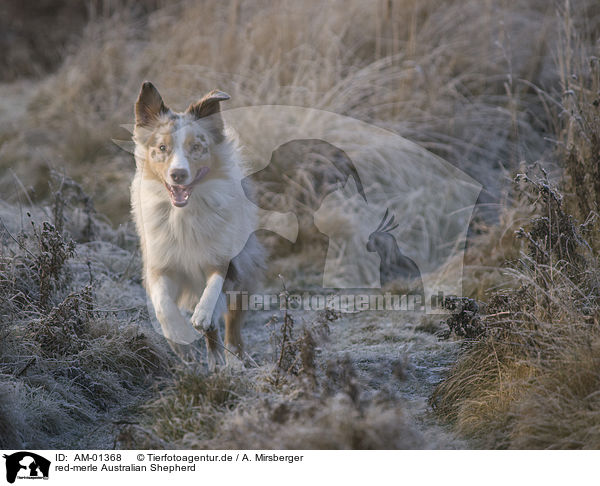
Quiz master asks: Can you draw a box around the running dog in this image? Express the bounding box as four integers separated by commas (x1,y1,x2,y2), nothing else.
130,81,264,369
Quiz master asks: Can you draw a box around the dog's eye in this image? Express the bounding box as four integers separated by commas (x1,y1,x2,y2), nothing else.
192,143,203,152
159,144,167,152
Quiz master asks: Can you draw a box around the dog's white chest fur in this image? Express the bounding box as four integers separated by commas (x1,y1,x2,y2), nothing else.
134,178,241,269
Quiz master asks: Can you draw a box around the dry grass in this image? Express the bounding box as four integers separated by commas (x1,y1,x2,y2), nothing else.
2,0,593,299
0,0,571,304
431,9,600,445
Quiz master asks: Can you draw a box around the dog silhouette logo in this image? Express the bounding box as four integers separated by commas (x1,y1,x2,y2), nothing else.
3,452,50,483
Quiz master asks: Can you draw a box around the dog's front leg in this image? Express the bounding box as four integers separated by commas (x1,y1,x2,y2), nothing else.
192,270,226,370
148,273,201,346
191,272,225,331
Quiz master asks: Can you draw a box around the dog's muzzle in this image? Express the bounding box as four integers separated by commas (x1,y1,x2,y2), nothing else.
165,166,210,207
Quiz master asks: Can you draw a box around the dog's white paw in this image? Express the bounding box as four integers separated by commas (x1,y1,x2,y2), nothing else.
191,304,215,331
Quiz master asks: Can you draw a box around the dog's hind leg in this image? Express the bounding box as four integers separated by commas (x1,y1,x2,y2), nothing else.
204,326,225,371
167,339,203,367
224,307,244,367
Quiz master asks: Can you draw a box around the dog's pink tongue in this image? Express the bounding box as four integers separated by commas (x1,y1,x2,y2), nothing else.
171,186,189,207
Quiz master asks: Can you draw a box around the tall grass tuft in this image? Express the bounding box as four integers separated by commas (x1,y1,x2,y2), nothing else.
431,5,600,445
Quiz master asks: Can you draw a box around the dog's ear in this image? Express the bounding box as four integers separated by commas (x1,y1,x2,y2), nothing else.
135,81,169,128
187,90,230,119
187,90,230,142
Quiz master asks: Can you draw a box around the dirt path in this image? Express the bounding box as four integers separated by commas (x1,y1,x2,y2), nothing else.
243,306,467,449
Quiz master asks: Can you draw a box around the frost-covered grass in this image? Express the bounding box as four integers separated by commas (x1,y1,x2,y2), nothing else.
117,308,461,450
0,178,173,448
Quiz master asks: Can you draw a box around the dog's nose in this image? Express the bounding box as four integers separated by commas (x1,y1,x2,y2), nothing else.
170,169,188,184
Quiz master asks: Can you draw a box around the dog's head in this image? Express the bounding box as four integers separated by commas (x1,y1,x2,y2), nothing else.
133,81,230,208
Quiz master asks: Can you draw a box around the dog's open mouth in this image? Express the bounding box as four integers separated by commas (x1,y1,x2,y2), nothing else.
165,167,210,207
